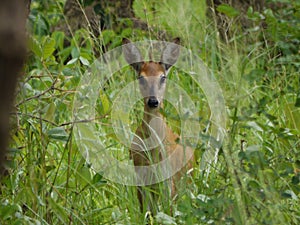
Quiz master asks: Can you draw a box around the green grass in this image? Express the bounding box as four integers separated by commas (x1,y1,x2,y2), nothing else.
1,0,299,224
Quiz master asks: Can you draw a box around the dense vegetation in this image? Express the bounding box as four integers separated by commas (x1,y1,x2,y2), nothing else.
1,0,299,224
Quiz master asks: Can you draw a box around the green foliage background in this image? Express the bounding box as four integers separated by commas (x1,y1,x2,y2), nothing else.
1,0,299,224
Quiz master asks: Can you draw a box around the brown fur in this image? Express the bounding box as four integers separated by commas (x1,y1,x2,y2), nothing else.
122,39,194,213
140,62,165,77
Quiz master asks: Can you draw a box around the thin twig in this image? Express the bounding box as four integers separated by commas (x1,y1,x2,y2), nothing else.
12,112,109,127
16,79,58,107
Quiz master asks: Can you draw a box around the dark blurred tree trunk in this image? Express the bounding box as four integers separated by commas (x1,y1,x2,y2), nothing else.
206,0,266,42
0,0,29,173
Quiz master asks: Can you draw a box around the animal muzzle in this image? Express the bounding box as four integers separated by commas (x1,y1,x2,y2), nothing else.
147,96,159,108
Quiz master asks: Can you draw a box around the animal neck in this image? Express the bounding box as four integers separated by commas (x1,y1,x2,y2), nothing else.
143,107,161,122
141,106,166,141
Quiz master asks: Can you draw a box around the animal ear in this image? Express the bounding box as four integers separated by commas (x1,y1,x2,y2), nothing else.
122,38,143,72
160,37,180,72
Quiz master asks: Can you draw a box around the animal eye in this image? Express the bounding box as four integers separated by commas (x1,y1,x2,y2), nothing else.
138,76,145,85
160,75,167,83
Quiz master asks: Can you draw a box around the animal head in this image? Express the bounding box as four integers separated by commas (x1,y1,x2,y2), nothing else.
122,38,180,110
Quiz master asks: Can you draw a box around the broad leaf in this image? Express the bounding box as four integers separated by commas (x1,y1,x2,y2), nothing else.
47,127,69,141
217,4,240,18
43,37,56,59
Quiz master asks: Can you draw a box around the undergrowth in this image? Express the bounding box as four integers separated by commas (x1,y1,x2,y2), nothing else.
1,0,299,224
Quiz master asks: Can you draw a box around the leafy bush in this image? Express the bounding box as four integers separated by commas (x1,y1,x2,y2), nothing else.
1,0,299,224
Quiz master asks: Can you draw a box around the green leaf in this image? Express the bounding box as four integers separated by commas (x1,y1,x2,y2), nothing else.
80,51,93,61
217,4,240,18
247,121,264,132
99,93,110,114
47,127,69,141
44,102,56,123
79,56,90,66
92,173,103,184
66,58,78,65
281,190,298,200
57,46,72,63
76,164,92,186
52,31,65,51
43,37,56,59
247,6,264,21
101,29,116,45
92,173,106,186
155,212,176,225
71,47,80,58
28,36,42,58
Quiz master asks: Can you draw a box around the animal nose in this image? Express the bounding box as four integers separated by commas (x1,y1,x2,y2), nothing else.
147,97,159,108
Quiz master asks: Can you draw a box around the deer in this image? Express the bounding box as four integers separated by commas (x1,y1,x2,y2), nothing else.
122,38,194,214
